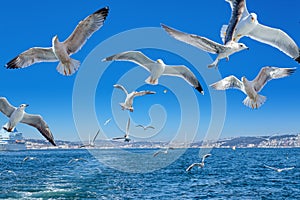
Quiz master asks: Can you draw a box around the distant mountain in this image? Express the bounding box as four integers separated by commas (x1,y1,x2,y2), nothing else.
24,133,300,149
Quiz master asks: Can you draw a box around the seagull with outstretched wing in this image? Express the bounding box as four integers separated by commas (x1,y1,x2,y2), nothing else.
113,84,155,112
161,24,249,69
113,118,131,142
0,97,56,146
6,7,109,75
210,66,296,109
103,51,204,94
186,154,211,172
136,124,155,130
220,0,300,63
264,165,295,172
80,129,101,148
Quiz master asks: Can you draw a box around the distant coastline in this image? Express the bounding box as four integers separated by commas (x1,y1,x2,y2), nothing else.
23,133,300,150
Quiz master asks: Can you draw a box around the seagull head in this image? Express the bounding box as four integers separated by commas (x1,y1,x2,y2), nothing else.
238,43,249,51
19,104,29,110
241,76,248,83
249,13,258,23
52,35,60,43
129,107,134,112
156,59,165,65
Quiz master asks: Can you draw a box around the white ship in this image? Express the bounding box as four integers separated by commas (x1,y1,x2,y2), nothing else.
0,128,26,151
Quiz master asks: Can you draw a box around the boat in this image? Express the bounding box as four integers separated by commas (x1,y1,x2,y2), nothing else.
0,128,26,151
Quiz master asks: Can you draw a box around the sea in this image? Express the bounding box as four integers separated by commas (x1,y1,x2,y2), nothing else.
0,148,299,199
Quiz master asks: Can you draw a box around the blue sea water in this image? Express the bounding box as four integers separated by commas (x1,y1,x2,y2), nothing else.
0,148,299,199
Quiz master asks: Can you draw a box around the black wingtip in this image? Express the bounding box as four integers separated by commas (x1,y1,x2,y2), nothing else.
94,6,109,16
288,67,297,75
195,84,204,95
5,56,19,69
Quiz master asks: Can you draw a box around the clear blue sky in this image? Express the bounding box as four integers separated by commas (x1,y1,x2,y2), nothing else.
0,0,299,143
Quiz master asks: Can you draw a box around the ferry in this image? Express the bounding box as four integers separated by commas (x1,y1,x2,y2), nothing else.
0,128,26,151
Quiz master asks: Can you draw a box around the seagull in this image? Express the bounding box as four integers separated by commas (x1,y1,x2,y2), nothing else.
221,0,300,63
161,24,249,69
153,147,174,157
104,118,112,126
136,124,155,130
264,165,295,172
113,84,155,112
23,156,38,162
113,118,131,142
210,66,296,109
68,158,88,164
0,97,56,146
0,170,17,177
186,154,211,172
5,7,109,76
102,51,204,94
80,129,100,148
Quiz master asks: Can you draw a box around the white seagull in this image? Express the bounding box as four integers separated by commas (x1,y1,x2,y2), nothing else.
0,97,56,146
264,165,295,172
210,66,296,109
68,158,88,164
161,24,249,69
80,129,101,148
153,147,174,157
23,156,38,162
5,7,109,75
186,154,211,172
221,0,300,63
113,118,131,142
102,51,204,94
104,118,112,126
113,84,155,112
136,124,155,130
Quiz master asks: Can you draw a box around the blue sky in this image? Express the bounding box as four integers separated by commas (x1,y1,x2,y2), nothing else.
0,0,299,143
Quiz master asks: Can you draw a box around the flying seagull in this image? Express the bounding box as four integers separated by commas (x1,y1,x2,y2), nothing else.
210,66,296,109
0,97,56,146
68,158,88,164
104,118,112,126
153,147,174,157
102,51,204,94
23,156,38,162
113,84,155,112
113,118,131,142
5,7,109,75
136,124,155,130
80,129,101,148
186,154,211,172
161,24,249,69
221,0,300,63
264,165,295,172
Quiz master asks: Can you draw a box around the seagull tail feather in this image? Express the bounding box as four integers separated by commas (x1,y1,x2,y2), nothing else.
56,59,80,76
2,123,14,132
145,76,158,85
220,25,228,44
243,95,266,109
295,49,300,63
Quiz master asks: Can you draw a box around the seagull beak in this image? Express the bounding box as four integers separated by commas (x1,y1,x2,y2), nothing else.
247,47,250,50
25,104,29,107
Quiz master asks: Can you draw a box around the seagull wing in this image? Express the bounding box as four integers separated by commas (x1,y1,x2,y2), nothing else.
264,165,278,171
0,97,16,118
113,84,129,95
133,91,156,97
252,67,296,92
163,65,204,94
186,163,199,172
63,7,109,55
201,154,211,163
21,113,56,146
145,126,155,130
282,167,295,171
153,150,162,157
126,118,130,137
248,23,300,62
136,125,145,129
161,24,226,54
224,0,246,44
92,129,101,143
210,75,244,92
5,47,57,69
112,136,125,140
102,51,155,72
